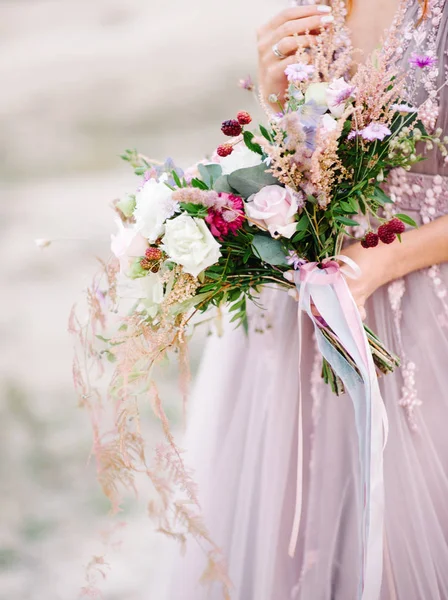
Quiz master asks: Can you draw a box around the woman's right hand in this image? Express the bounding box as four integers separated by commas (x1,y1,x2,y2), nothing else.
257,4,334,107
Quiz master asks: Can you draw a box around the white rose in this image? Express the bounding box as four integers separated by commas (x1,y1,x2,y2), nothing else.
111,219,148,274
245,185,299,239
162,214,221,277
215,144,263,175
134,178,179,242
326,78,355,118
117,272,164,318
305,82,329,107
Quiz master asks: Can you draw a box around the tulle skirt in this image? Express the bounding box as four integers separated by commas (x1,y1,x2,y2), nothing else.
169,250,448,599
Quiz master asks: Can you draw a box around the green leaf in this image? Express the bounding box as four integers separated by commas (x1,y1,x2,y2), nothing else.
191,177,209,190
171,170,182,188
339,200,358,214
259,125,273,142
395,213,418,228
296,212,309,232
335,216,359,227
213,175,235,194
228,164,278,198
179,202,208,218
252,234,288,266
243,131,263,155
198,164,222,187
373,186,393,205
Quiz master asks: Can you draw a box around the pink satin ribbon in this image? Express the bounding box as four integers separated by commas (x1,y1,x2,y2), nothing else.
288,257,388,600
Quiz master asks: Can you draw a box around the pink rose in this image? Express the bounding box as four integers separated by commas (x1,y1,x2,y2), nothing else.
111,219,148,274
245,185,299,239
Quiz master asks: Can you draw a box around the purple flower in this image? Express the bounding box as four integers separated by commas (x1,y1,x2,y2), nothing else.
238,75,254,91
333,85,357,107
286,250,307,270
360,122,392,142
391,103,417,114
285,63,315,83
296,100,327,128
348,130,360,140
409,53,437,69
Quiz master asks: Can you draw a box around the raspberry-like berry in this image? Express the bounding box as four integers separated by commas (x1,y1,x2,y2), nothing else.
217,144,234,157
237,111,252,125
140,258,152,270
221,119,243,137
361,232,379,249
378,223,397,244
388,217,406,234
145,247,162,261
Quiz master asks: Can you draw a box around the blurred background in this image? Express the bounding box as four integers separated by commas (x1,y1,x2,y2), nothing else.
0,0,278,598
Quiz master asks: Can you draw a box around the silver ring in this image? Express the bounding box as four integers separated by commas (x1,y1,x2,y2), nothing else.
272,43,286,60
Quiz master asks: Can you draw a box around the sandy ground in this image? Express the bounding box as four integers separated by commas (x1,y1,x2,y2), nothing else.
0,0,279,598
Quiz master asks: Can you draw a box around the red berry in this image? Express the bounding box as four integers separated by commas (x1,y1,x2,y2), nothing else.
361,232,379,248
378,223,397,244
237,111,252,125
145,247,162,260
216,144,234,157
221,119,243,137
388,217,406,234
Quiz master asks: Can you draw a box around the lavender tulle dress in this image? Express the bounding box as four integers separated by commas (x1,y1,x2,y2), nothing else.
169,1,448,598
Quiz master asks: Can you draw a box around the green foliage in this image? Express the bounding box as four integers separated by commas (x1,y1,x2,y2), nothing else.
228,164,278,198
252,235,288,266
213,175,236,194
198,164,222,188
243,131,263,155
179,203,208,218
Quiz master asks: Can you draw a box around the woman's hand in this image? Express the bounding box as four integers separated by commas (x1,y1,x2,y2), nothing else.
257,4,334,106
340,241,395,320
285,240,396,320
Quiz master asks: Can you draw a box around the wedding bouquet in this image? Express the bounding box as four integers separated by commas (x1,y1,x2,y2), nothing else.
72,11,447,597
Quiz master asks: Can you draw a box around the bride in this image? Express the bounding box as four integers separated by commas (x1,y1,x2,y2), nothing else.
169,1,448,598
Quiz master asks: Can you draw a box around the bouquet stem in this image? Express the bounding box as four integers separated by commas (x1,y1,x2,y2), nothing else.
320,324,400,396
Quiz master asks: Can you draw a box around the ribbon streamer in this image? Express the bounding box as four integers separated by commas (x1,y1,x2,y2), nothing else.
288,258,388,600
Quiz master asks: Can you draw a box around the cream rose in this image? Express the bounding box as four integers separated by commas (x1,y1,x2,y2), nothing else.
245,185,299,239
305,82,329,108
134,178,179,242
161,214,221,277
216,144,263,175
111,219,148,274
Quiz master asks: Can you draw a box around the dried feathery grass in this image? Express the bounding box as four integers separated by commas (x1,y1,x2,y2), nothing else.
71,258,232,599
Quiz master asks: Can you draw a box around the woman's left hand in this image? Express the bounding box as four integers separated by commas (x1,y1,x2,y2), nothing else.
285,240,395,320
340,241,394,320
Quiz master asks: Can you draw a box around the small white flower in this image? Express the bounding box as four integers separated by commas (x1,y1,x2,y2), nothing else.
110,219,148,274
162,214,221,277
215,144,263,175
134,178,179,242
326,78,356,118
117,272,164,318
320,113,338,133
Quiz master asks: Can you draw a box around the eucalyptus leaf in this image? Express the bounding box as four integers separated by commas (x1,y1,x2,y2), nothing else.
252,234,288,266
228,164,278,198
198,163,222,187
213,175,236,194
